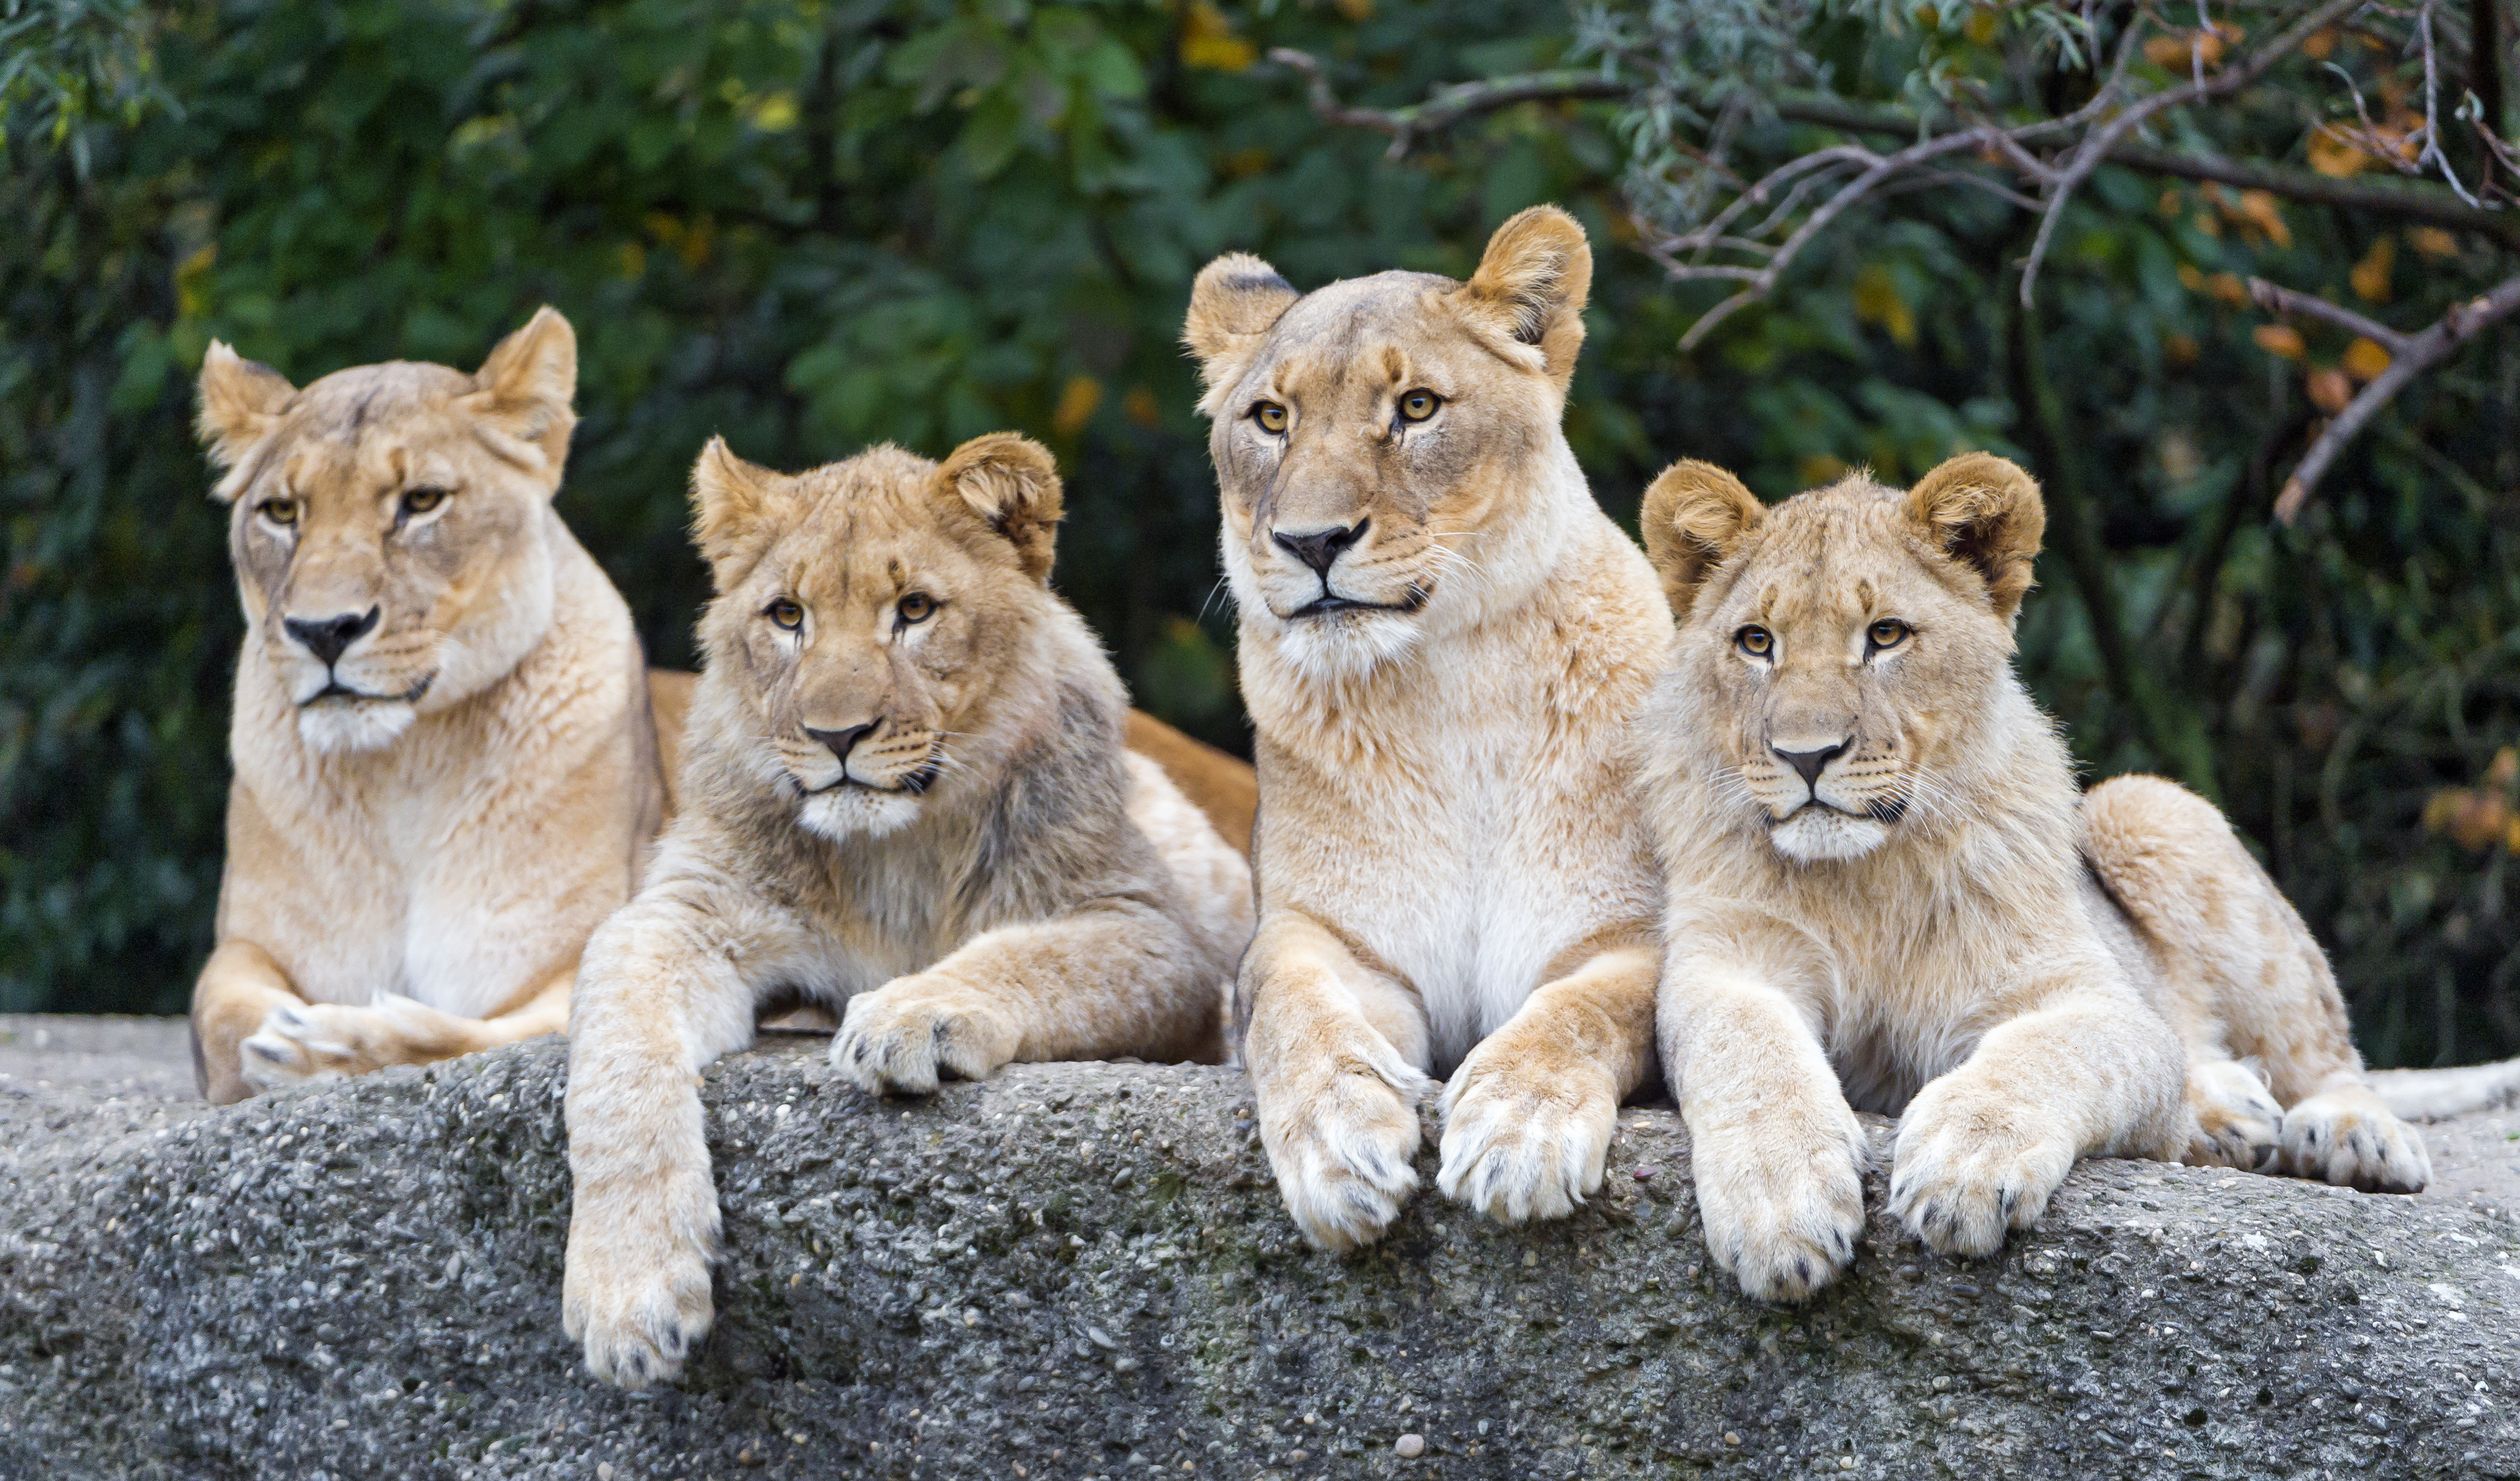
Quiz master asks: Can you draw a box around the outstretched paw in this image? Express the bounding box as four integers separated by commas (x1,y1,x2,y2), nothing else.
2281,1086,2429,1193
1436,1038,1617,1225
1889,1077,2076,1258
562,1180,720,1390
1690,1094,1869,1302
238,996,442,1091
2184,1059,2282,1172
830,974,1019,1097
1256,1026,1430,1252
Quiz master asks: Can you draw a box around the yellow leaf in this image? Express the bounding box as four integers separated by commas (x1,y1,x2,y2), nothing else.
2306,128,2370,179
1180,2,1257,72
2208,272,2248,307
2305,367,2352,414
1052,376,1104,436
2349,237,2394,302
2342,337,2393,382
2302,27,2338,60
1333,0,1375,20
2232,189,2290,249
2176,263,2204,291
1965,6,1998,43
2253,324,2306,359
1852,265,1917,347
2408,226,2460,259
1798,453,1849,486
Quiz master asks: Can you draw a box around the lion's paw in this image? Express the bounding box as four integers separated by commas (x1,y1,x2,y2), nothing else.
2183,1059,2283,1172
562,1172,721,1390
830,974,1019,1097
238,996,433,1090
2281,1087,2429,1193
1256,1028,1430,1253
1689,1095,1869,1302
1434,1042,1616,1225
1889,1078,2076,1258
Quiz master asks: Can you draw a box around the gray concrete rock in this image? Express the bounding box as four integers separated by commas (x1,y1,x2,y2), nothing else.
3,1021,2517,1480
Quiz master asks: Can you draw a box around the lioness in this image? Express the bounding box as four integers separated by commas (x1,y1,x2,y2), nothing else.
1185,207,1670,1250
1632,454,2429,1301
189,309,672,1104
563,435,1253,1388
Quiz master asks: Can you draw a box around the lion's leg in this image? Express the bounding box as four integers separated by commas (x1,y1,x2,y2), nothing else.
1892,977,2188,1258
1437,938,1657,1227
1236,909,1433,1253
191,940,307,1105
1660,908,1868,1302
564,885,802,1390
238,961,576,1090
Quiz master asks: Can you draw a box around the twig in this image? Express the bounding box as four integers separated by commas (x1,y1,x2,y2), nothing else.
2247,276,2414,349
1267,49,1623,160
2274,273,2520,520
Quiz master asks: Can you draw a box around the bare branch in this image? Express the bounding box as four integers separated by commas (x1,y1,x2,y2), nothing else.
2274,274,2520,520
1267,49,1623,160
2247,276,2414,350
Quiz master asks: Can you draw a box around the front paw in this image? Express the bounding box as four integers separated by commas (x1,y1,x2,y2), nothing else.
2183,1059,2283,1172
1255,1027,1431,1252
1889,1078,2076,1258
563,1179,721,1390
238,996,428,1090
1435,1038,1617,1225
1688,1097,1869,1302
2281,1087,2429,1193
830,974,1019,1096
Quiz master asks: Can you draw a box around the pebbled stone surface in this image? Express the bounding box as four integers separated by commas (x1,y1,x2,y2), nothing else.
2,1018,2517,1480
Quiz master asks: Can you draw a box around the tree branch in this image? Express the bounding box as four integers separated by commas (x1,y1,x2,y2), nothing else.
2247,276,2413,350
1267,50,1623,160
2274,273,2520,521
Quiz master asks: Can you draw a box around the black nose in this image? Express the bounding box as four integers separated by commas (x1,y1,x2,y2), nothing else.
1773,740,1849,790
806,722,879,764
1272,518,1370,576
282,607,380,667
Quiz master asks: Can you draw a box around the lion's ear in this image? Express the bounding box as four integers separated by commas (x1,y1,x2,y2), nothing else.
1457,205,1591,389
690,437,799,590
1183,253,1299,417
465,307,579,477
1906,452,2044,621
196,342,295,496
938,432,1064,583
1640,460,1764,622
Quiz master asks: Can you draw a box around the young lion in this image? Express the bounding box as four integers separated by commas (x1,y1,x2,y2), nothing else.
188,309,671,1104
563,435,1252,1389
1184,206,1671,1250
1632,454,2429,1302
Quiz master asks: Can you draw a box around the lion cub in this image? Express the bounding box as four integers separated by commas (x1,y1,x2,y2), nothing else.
188,309,670,1103
563,435,1252,1388
1184,207,1671,1250
1632,454,2429,1301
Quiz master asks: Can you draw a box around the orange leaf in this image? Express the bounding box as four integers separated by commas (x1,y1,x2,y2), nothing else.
2253,324,2307,359
2305,367,2352,414
2342,337,2392,382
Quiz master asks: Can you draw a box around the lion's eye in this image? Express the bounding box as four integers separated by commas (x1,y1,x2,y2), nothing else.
767,599,803,630
401,485,450,517
1398,389,1439,422
1253,401,1289,434
259,498,299,528
1736,626,1774,658
897,593,937,625
1867,618,1910,652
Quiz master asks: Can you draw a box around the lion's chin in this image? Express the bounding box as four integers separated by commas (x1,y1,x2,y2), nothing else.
295,700,418,755
1271,606,1425,683
1769,807,1890,864
797,786,924,842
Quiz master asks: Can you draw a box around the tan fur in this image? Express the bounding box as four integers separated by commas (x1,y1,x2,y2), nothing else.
187,310,669,1104
1632,455,2424,1304
563,437,1253,1389
1123,710,1258,855
1186,207,1671,1251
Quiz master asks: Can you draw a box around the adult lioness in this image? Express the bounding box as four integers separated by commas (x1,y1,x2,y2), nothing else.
563,435,1252,1388
188,309,672,1104
1185,207,1670,1250
1632,454,2428,1302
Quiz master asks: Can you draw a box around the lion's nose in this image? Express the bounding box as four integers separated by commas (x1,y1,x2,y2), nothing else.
806,721,879,763
1271,518,1370,576
1772,739,1849,790
282,607,380,667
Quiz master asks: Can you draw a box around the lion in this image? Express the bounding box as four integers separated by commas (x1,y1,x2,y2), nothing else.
1630,452,2429,1302
187,308,676,1105
1183,206,1672,1251
561,434,1254,1388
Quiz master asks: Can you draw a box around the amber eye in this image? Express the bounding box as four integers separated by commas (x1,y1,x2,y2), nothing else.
1253,401,1289,434
1867,618,1910,652
401,485,450,517
259,498,300,528
1398,389,1439,422
767,598,803,630
897,593,937,625
1736,625,1774,658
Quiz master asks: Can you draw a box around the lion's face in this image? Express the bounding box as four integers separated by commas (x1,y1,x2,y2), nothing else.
196,310,579,753
1184,208,1594,680
690,434,1064,842
1640,455,2046,864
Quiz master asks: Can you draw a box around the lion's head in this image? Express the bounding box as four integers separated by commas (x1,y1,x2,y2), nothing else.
1638,453,2046,864
1183,206,1595,680
196,309,580,754
689,434,1069,842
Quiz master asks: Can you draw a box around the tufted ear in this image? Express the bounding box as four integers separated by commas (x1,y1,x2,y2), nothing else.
1456,205,1591,390
690,437,802,591
463,307,579,480
1183,253,1300,417
938,432,1064,583
1906,452,2044,621
196,342,296,499
1640,459,1765,623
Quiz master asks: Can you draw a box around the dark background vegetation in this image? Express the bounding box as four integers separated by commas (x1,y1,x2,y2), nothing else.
4,0,2516,1067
